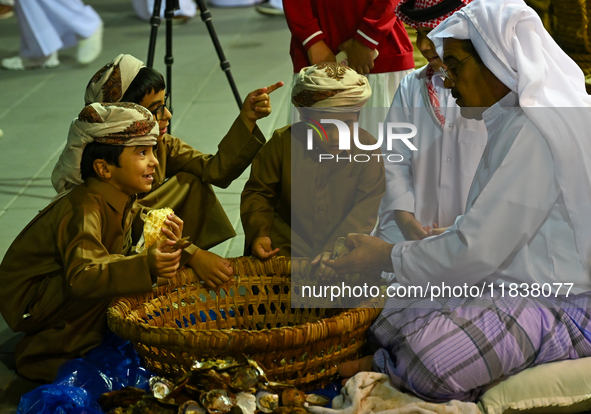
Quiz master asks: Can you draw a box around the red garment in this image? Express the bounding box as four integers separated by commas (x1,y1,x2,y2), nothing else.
284,0,415,74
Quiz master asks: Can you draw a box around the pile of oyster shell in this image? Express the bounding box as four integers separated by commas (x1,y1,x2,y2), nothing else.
99,355,330,414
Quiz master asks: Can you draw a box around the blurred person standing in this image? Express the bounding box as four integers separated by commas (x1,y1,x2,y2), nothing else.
131,0,197,23
283,0,415,134
1,0,103,70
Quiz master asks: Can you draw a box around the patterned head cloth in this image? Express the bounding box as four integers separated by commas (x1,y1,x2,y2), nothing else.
396,0,473,29
291,63,372,110
52,102,159,195
84,54,145,105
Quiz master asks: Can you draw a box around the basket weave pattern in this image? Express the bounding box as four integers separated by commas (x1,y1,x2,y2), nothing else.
108,256,384,388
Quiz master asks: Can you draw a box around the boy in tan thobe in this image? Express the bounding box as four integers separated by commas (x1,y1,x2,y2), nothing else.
241,63,385,278
0,103,190,382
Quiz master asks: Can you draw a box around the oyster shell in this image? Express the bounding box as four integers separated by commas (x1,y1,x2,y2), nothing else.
281,388,306,407
229,366,260,391
192,357,242,372
331,237,350,259
98,386,146,411
200,389,236,414
150,377,176,400
305,394,330,406
235,392,256,414
255,391,279,413
178,400,206,414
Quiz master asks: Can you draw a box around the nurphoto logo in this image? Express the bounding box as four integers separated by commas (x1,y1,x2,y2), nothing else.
305,119,418,162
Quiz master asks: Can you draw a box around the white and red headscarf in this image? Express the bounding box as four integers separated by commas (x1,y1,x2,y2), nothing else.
52,102,159,195
395,0,473,29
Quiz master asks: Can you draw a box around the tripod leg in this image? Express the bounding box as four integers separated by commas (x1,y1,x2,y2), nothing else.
164,0,179,132
147,0,164,67
194,0,243,110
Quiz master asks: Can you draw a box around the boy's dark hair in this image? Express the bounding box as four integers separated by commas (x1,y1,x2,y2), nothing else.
121,67,166,104
80,142,125,181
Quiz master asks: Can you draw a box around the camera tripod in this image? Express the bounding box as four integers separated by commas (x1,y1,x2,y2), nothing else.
146,0,243,133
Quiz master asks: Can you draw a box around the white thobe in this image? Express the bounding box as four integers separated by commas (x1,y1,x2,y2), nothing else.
390,92,590,292
131,0,197,22
14,0,101,59
377,65,488,243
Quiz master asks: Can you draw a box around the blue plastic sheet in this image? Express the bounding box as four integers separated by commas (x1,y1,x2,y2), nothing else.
17,330,341,413
17,331,152,414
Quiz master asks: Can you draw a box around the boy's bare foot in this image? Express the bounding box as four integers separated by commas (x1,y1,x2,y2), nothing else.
338,355,374,379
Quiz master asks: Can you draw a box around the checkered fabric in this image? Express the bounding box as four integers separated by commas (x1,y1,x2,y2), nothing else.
369,291,591,402
396,0,473,29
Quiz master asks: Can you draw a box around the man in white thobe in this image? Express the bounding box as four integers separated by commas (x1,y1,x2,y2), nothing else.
325,0,591,402
377,0,487,244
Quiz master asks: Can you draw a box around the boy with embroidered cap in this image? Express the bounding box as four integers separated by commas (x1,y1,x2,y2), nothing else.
0,102,188,383
376,0,487,244
72,54,283,288
241,63,385,276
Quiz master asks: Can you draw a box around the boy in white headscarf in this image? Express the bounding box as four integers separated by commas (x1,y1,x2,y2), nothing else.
241,62,385,277
69,54,283,288
376,0,488,244
324,0,591,402
0,103,192,383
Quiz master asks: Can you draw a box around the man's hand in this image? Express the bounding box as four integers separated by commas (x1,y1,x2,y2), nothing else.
394,210,429,240
188,249,234,288
322,233,394,275
423,223,449,237
311,251,336,280
307,40,336,65
338,39,375,75
252,236,280,260
148,239,182,279
240,81,284,131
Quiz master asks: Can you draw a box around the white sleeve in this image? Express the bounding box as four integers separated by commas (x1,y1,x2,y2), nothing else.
391,124,559,287
379,81,416,222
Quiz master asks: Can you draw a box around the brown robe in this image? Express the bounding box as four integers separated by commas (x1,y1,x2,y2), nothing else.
241,123,386,258
134,115,266,250
0,178,189,382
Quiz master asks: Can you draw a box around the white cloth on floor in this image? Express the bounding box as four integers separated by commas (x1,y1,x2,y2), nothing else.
306,372,480,414
14,0,101,58
131,0,197,21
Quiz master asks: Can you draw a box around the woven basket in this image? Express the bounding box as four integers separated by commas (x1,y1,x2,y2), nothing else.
108,256,384,389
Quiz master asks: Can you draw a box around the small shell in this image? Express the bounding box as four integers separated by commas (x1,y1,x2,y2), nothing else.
281,388,306,407
230,366,260,391
255,391,279,413
150,377,175,400
200,389,236,414
178,400,206,414
305,394,330,406
192,357,241,371
235,392,256,414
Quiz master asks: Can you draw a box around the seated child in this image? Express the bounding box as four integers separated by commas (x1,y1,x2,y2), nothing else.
376,0,487,243
241,63,385,276
55,53,283,288
0,103,191,383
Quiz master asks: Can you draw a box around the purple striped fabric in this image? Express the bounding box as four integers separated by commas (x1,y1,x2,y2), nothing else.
368,292,591,402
